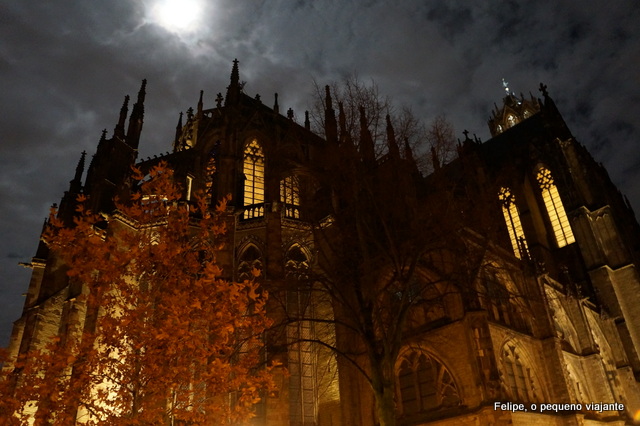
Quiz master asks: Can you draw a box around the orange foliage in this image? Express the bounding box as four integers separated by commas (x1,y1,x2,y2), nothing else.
0,162,275,425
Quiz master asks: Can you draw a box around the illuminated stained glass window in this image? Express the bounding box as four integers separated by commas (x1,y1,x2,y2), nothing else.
185,175,193,201
498,187,528,259
536,167,575,247
243,140,265,219
506,114,517,128
280,175,300,219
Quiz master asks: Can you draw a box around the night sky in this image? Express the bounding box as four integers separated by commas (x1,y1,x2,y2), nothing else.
1,1,639,346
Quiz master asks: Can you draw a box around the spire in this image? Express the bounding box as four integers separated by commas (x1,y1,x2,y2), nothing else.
197,90,204,118
136,79,147,106
304,110,310,130
538,82,549,99
225,59,240,106
385,114,399,158
273,93,279,114
338,101,350,145
173,111,183,152
430,146,440,171
114,95,130,140
502,78,511,96
126,79,146,150
59,150,87,226
538,82,560,114
359,105,375,165
69,151,86,193
404,137,415,164
230,58,239,86
324,86,338,144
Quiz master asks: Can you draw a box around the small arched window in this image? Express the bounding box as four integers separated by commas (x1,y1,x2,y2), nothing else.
243,140,265,219
397,351,460,416
237,245,263,282
498,187,528,259
506,114,517,128
536,167,575,247
285,244,310,281
280,175,300,219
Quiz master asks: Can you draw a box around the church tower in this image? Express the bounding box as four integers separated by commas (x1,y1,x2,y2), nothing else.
4,64,640,425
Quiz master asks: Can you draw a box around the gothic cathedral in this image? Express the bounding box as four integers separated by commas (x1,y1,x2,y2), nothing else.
4,61,640,425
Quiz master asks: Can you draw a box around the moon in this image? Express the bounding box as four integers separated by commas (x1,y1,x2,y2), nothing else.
150,0,203,33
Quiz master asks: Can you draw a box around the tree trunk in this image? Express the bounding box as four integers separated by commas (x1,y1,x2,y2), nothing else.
374,383,397,426
369,354,397,426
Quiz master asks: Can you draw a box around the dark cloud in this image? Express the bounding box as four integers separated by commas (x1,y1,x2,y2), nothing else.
1,0,639,345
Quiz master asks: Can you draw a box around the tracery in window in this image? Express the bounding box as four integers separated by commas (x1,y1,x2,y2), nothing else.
280,175,300,219
285,244,310,281
498,187,528,259
243,140,265,219
237,245,263,282
419,284,446,324
284,244,316,425
481,268,531,334
536,167,575,247
500,345,539,403
506,114,517,128
397,351,460,416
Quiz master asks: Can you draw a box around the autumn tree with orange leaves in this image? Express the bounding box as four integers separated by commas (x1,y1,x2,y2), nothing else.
0,163,275,425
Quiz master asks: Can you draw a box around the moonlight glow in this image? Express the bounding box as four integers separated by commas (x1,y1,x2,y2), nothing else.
150,0,202,33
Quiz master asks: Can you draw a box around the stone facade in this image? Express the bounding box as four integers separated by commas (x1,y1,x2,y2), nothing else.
4,62,640,425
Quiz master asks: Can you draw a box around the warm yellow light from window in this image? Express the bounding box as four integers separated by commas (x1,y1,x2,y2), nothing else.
537,168,575,247
186,175,193,201
280,175,300,219
499,187,528,259
243,140,265,219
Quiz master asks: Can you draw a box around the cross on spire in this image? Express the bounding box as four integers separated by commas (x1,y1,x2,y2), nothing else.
539,83,549,97
502,78,511,95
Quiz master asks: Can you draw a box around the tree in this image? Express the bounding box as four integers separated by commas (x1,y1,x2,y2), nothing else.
0,162,275,425
291,78,518,426
425,114,456,174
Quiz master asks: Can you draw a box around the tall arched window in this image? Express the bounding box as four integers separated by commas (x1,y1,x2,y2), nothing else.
536,167,575,247
498,187,528,259
280,175,300,219
397,351,460,416
284,244,316,425
500,344,540,403
243,140,265,219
